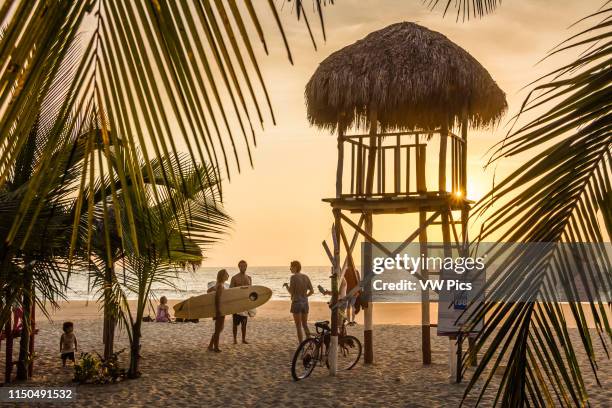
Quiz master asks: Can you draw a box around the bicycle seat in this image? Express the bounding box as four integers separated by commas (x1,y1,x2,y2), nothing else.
315,320,330,330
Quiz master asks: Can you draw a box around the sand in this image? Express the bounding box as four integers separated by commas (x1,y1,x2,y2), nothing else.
0,300,610,407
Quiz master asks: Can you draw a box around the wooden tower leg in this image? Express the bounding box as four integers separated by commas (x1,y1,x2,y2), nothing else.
449,335,464,383
415,134,431,365
328,209,341,376
468,337,477,367
442,209,460,382
364,212,374,364
460,203,478,367
362,108,378,365
449,336,458,382
419,210,431,365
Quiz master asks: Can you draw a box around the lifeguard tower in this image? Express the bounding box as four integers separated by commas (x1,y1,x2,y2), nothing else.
305,22,506,376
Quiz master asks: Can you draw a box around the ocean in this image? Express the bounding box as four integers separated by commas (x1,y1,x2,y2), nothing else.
64,266,334,302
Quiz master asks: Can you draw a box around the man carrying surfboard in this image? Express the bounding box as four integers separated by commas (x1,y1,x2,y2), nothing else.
230,260,252,344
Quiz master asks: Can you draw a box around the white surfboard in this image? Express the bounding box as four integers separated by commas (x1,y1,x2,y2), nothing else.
173,285,272,319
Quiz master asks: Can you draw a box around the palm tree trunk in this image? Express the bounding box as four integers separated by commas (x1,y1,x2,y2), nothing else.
127,320,141,378
128,272,148,379
102,264,116,360
16,276,33,380
102,305,116,360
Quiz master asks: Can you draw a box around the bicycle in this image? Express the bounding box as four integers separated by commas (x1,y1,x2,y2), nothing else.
291,318,362,381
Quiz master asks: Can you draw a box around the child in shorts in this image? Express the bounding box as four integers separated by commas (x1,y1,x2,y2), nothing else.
60,321,77,367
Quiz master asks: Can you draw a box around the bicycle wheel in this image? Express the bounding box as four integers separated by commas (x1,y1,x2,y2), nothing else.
291,338,319,381
337,335,362,370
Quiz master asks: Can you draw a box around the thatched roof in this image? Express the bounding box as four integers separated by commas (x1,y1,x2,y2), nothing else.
305,22,507,132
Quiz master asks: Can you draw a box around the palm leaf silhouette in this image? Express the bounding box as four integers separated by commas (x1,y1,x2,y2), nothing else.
0,0,322,257
462,5,612,407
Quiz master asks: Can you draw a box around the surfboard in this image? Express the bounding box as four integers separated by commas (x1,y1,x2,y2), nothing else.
173,285,272,319
207,281,252,317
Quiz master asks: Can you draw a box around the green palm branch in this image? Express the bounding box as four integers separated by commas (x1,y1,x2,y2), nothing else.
460,6,612,407
0,0,321,263
0,108,94,379
77,144,229,359
424,2,611,405
100,153,230,378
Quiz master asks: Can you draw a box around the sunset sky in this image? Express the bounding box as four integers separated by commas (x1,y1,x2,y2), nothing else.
200,0,602,267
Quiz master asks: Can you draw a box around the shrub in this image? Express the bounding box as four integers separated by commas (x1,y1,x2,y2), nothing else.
73,349,126,384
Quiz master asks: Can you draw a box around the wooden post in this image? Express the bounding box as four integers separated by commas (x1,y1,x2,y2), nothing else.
460,112,468,196
441,210,452,263
364,212,374,364
406,146,411,193
416,131,431,364
449,336,459,383
328,124,345,376
362,109,377,364
350,144,355,195
457,335,464,383
357,143,363,196
329,209,341,376
394,136,401,194
439,123,448,193
377,147,382,194
460,112,469,244
336,128,344,197
442,210,460,381
416,135,426,193
459,111,477,366
365,110,378,195
419,209,431,365
468,336,477,367
451,137,456,193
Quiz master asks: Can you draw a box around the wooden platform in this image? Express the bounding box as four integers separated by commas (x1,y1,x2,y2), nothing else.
322,193,471,214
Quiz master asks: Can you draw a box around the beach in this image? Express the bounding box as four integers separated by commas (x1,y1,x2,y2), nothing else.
1,300,609,407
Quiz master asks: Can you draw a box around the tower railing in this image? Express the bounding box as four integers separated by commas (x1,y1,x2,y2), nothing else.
339,129,466,199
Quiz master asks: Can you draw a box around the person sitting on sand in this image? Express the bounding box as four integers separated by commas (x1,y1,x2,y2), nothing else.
207,269,229,352
156,296,172,322
283,260,313,343
60,321,77,367
229,260,252,344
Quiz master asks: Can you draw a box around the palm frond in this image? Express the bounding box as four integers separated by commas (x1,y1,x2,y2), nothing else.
465,7,612,407
0,0,325,257
425,0,502,21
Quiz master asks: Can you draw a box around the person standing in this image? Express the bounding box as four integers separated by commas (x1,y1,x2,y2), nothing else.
344,266,361,325
230,260,252,344
283,260,314,343
59,321,78,367
207,269,229,352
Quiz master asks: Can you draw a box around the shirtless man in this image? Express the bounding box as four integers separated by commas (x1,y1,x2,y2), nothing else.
230,260,252,344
